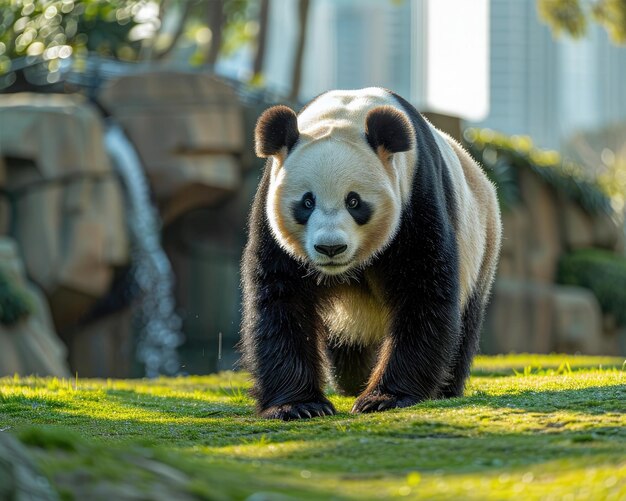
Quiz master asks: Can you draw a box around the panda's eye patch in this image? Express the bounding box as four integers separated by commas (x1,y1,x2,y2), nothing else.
346,192,361,209
293,192,315,225
346,191,372,225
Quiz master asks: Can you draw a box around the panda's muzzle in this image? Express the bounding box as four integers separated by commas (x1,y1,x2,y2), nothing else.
313,243,352,274
319,261,351,268
314,244,347,258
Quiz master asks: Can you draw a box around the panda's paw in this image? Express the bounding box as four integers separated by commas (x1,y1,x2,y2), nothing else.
351,392,420,413
260,400,336,420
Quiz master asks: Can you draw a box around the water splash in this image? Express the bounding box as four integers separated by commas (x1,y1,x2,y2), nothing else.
104,124,182,377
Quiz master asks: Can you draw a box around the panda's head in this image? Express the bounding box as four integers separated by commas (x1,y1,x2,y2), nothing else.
255,104,413,277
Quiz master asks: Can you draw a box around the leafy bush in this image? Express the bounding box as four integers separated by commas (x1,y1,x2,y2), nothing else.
558,248,626,325
0,1,152,73
0,0,259,83
537,0,626,45
464,128,612,215
0,268,34,326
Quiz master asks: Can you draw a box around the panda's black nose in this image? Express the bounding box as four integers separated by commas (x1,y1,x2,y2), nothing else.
314,244,347,258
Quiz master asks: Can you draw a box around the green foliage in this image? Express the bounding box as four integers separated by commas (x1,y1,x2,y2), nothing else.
221,0,257,55
537,0,587,38
558,248,626,326
0,0,259,83
565,125,626,213
596,159,626,213
181,0,257,66
0,268,34,326
593,0,626,43
0,0,157,77
464,128,612,215
0,356,625,500
537,0,626,44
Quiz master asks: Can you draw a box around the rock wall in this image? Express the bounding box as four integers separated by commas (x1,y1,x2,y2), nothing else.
484,166,624,355
0,237,70,377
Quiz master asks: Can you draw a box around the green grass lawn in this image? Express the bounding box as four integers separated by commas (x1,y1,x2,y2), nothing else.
1,354,625,500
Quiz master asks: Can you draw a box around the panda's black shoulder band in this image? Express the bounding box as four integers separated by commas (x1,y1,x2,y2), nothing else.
365,106,413,154
254,105,300,158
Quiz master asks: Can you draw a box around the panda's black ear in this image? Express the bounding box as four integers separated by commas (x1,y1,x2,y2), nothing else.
365,106,412,155
254,105,300,158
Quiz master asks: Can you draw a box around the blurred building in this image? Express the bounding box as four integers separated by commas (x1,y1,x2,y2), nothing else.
475,0,626,149
264,0,489,122
299,0,413,100
262,0,413,99
262,0,626,149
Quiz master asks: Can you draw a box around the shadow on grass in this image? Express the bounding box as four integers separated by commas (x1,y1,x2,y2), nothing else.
103,388,254,418
99,384,626,420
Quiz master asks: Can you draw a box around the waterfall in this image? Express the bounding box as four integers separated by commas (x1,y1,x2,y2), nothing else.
104,124,183,377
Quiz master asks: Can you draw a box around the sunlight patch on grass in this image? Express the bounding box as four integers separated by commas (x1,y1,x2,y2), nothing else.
472,353,625,376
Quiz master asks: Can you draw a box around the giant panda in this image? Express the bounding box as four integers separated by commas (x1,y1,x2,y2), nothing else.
240,88,501,420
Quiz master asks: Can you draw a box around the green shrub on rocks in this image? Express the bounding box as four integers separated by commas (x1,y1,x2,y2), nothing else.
0,268,33,326
464,128,612,215
558,248,626,325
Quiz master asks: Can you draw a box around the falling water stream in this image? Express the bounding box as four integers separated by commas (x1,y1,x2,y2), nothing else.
104,124,182,377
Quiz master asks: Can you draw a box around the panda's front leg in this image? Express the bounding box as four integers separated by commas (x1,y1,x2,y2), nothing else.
241,261,335,420
251,300,335,420
352,274,462,413
351,310,461,412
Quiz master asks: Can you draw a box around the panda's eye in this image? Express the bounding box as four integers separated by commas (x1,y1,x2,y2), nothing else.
345,192,371,225
346,192,361,209
302,193,315,209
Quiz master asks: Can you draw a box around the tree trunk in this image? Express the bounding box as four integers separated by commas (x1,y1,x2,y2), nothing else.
289,0,310,101
207,0,225,67
253,0,271,79
154,1,193,60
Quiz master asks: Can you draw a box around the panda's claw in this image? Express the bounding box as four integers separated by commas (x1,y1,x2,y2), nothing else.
352,392,420,414
260,400,336,420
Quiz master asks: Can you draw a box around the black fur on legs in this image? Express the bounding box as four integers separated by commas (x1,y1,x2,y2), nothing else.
239,163,335,420
439,291,486,398
327,341,377,396
352,92,462,413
